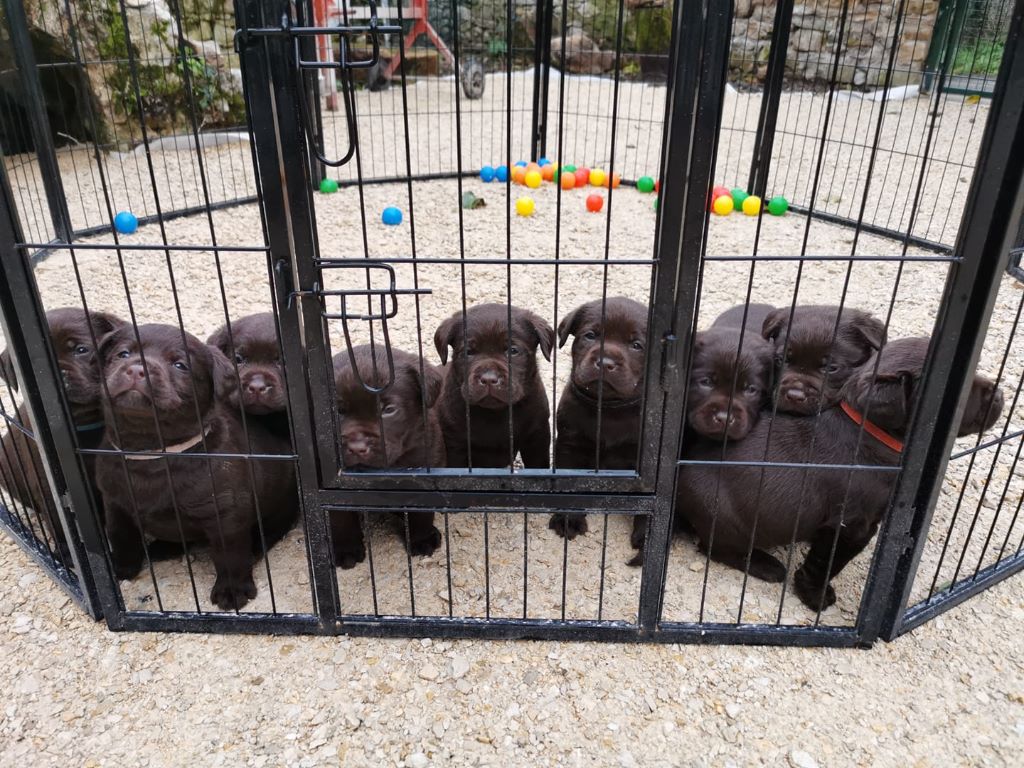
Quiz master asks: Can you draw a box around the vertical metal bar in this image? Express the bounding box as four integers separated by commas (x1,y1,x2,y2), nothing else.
2,0,73,240
746,0,795,197
531,0,555,161
235,0,340,628
921,0,959,94
636,0,734,632
0,163,110,622
859,0,1024,643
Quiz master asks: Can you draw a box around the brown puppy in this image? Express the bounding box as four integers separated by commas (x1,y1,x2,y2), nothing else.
0,308,124,557
95,324,297,610
549,297,648,540
331,345,444,568
678,337,1004,611
762,304,885,416
207,313,290,441
434,303,554,469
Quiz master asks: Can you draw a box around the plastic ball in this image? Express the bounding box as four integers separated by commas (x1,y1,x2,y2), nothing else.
768,196,789,216
526,162,541,176
525,170,542,189
602,172,621,189
654,179,661,194
589,169,607,187
381,206,403,225
586,194,604,212
560,173,576,190
742,195,762,216
712,195,734,215
563,164,577,173
495,165,509,183
539,157,552,166
637,176,655,193
480,165,495,182
654,198,659,211
514,160,528,168
319,178,339,194
574,168,590,187
731,188,749,208
511,166,527,185
515,196,535,217
541,164,556,182
113,211,138,234
712,185,730,201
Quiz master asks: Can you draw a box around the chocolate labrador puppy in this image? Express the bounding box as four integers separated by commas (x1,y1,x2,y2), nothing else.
331,344,444,568
95,324,297,610
0,307,125,556
549,297,647,540
678,337,1004,611
207,312,290,442
762,304,885,416
434,303,554,469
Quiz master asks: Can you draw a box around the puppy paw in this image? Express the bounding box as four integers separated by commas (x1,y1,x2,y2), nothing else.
211,574,257,611
548,513,588,540
626,550,644,567
408,526,442,557
111,553,143,582
333,544,366,570
793,570,836,611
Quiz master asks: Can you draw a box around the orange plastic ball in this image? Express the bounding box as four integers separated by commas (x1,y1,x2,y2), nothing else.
586,194,604,212
602,172,621,189
560,173,576,190
511,166,526,185
541,164,555,182
526,162,541,176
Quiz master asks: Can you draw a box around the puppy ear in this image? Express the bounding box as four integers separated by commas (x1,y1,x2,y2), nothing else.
557,306,584,348
414,362,444,408
865,372,914,431
97,327,126,361
761,309,787,343
846,310,885,352
208,345,238,402
0,347,17,391
526,312,555,362
206,324,230,355
433,315,460,366
87,311,126,340
960,376,1003,436
753,337,775,401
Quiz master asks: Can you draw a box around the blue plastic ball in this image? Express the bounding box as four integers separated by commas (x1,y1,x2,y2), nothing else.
514,160,527,168
538,157,551,166
381,206,403,226
113,211,138,235
480,165,495,182
495,165,509,182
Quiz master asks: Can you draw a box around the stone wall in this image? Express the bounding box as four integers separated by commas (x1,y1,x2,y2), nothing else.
731,0,940,87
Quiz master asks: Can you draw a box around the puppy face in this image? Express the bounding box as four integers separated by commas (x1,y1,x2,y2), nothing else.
334,346,442,468
0,307,124,415
842,337,1004,438
558,297,647,402
763,305,884,416
687,327,773,441
100,324,235,427
207,313,286,415
434,303,554,408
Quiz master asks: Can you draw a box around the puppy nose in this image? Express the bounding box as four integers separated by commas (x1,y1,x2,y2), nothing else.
346,438,371,457
595,356,619,372
60,368,70,386
785,387,807,403
479,370,502,386
247,375,269,395
125,363,146,382
711,410,736,426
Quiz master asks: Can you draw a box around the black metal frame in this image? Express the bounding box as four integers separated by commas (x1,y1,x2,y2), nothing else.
1,0,1024,645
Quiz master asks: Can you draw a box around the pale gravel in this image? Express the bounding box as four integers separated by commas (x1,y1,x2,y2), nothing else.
1,532,1022,767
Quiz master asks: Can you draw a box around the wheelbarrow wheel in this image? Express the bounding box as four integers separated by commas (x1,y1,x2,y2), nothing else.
461,58,485,100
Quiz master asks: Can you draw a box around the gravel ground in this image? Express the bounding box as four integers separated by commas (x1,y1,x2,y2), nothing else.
1,74,1021,627
1,532,1023,767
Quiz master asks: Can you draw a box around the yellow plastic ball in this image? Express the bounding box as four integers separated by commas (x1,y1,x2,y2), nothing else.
589,169,606,187
515,196,535,217
712,195,734,215
742,195,762,216
525,170,542,189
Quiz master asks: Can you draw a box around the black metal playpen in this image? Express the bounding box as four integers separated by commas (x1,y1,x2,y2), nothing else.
1,0,1023,646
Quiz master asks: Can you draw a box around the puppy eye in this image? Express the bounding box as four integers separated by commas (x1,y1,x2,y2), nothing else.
73,344,90,356
508,346,520,356
697,376,713,388
630,341,644,352
235,353,246,365
465,347,476,357
173,361,190,372
381,404,399,417
117,350,131,359
582,331,597,341
825,363,840,374
744,384,760,395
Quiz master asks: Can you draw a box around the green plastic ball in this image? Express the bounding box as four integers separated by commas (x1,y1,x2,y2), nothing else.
563,164,577,174
731,188,749,208
319,178,339,194
654,198,659,211
637,176,655,193
767,196,789,216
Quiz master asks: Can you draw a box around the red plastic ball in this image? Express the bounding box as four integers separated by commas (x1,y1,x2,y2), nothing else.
575,168,590,187
586,194,604,212
655,179,661,194
712,185,730,200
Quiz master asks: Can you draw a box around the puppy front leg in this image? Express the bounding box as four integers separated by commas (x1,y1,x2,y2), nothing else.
331,509,366,569
403,510,441,557
548,434,588,539
793,525,873,611
518,424,551,469
106,502,147,581
209,528,257,610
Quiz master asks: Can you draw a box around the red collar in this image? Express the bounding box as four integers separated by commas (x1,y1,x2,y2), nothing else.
840,401,904,454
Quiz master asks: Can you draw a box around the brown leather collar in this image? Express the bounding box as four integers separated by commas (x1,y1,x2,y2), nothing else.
571,380,641,410
111,425,212,460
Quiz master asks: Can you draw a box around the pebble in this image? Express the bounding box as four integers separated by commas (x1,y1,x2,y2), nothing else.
451,656,470,679
725,703,742,719
789,749,819,768
408,752,429,768
419,665,440,681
